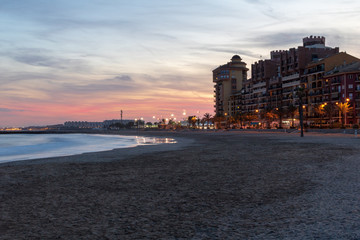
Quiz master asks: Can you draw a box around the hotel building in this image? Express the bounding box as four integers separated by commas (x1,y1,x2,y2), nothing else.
213,55,248,116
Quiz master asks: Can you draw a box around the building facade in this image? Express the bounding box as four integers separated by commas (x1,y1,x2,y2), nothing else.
213,55,248,117
321,62,360,124
303,52,359,123
213,36,360,126
244,36,340,114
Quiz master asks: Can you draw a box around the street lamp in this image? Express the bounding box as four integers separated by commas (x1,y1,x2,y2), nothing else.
345,98,350,126
336,102,341,124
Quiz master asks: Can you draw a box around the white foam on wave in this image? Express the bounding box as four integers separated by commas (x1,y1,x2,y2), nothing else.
0,134,175,163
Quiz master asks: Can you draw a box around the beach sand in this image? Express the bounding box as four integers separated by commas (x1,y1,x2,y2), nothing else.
1,130,360,239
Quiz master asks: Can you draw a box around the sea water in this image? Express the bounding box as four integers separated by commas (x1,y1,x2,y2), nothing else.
0,134,175,163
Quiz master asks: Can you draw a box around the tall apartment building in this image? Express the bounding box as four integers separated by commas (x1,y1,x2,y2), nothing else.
320,61,360,124
303,52,359,121
213,36,360,125
243,36,340,114
213,55,248,116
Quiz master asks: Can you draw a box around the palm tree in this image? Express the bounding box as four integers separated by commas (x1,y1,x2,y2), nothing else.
287,104,298,128
187,116,197,128
260,108,276,129
244,112,257,128
336,102,353,127
200,118,206,129
314,104,325,128
323,103,336,127
227,116,236,129
273,106,285,128
203,113,212,129
234,112,245,129
213,114,225,129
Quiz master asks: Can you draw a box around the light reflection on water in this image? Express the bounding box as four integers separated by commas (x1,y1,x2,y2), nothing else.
136,136,176,144
0,134,176,163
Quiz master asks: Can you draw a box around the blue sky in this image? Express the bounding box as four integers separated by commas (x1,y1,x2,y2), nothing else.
1,0,360,127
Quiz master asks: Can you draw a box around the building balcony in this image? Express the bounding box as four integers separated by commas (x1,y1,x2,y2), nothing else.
309,91,322,96
282,73,299,82
269,76,281,83
253,81,266,88
268,85,282,90
282,80,300,88
253,88,266,94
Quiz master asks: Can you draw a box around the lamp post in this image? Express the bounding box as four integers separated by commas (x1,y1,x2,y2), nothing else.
336,102,341,125
345,98,350,127
295,86,304,137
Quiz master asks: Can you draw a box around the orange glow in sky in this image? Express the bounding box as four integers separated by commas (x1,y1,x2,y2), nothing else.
1,1,360,127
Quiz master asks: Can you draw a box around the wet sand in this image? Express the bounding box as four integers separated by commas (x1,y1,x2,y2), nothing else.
1,130,360,239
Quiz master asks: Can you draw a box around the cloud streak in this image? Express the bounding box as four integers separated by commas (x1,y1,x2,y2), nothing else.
0,108,24,112
1,0,360,126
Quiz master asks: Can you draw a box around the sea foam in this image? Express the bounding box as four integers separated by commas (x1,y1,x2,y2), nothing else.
0,134,174,163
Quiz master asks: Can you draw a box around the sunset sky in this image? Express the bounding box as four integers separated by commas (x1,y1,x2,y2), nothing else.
1,0,360,127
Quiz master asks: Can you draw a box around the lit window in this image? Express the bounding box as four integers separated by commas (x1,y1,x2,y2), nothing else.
349,93,353,99
349,84,353,89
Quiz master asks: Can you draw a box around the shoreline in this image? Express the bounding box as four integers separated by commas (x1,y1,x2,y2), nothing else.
1,131,360,239
0,132,194,167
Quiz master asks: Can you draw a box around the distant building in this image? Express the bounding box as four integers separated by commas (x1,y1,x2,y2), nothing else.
64,119,134,129
103,119,133,128
64,121,104,129
213,55,248,116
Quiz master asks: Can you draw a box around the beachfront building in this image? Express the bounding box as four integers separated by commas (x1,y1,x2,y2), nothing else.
213,36,360,128
303,52,360,123
259,36,339,109
321,62,360,124
245,59,279,113
213,55,248,117
238,36,339,116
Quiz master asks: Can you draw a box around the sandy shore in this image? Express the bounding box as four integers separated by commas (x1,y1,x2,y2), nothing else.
1,130,360,239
